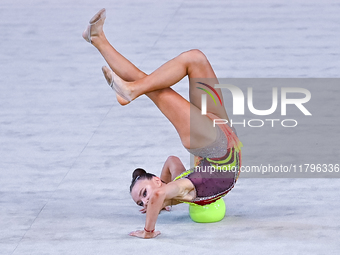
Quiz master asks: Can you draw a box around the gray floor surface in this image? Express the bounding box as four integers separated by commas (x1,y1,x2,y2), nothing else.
1,0,340,254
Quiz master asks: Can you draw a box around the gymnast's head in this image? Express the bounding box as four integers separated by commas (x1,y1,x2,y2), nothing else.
130,168,163,207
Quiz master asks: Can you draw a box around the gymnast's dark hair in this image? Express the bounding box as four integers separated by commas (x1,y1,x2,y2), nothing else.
129,168,156,192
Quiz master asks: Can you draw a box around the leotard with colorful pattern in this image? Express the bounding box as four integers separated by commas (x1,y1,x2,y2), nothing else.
174,112,243,206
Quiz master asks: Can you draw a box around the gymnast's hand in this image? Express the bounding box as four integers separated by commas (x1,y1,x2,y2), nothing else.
139,206,147,214
129,229,161,239
139,206,171,214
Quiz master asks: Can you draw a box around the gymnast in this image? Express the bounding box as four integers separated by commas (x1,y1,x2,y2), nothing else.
82,8,242,239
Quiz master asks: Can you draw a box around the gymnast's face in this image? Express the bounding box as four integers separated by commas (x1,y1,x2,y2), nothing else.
130,177,162,209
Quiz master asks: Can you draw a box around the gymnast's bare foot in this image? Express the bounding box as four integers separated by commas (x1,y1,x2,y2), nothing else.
102,66,133,105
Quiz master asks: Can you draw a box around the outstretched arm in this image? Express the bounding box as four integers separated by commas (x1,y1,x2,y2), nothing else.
130,179,194,239
137,156,185,215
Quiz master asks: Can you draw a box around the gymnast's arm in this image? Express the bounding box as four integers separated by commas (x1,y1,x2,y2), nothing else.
160,156,186,183
138,156,186,214
130,179,193,239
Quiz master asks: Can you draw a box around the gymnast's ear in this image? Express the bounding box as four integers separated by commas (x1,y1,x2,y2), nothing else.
152,176,163,187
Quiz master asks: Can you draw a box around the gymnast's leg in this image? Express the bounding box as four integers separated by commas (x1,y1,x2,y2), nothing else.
83,9,229,150
102,49,229,150
82,9,227,117
82,8,145,82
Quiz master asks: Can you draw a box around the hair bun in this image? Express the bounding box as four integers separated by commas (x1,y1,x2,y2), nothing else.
130,168,157,192
132,168,146,181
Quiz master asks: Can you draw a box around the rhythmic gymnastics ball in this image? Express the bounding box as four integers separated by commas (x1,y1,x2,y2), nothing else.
189,198,226,223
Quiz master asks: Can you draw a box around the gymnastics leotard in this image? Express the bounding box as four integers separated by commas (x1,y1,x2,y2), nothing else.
174,113,243,206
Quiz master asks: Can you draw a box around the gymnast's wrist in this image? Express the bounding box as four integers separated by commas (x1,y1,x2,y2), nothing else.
144,227,155,233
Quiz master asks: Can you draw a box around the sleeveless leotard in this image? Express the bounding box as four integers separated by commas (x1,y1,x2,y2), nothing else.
174,113,243,205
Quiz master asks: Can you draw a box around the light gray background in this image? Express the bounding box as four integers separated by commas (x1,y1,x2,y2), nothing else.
1,0,339,254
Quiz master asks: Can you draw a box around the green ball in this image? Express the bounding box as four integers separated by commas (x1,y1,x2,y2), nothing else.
189,198,226,223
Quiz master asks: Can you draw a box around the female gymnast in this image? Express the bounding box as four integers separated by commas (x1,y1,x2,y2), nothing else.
82,8,242,239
